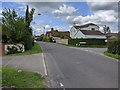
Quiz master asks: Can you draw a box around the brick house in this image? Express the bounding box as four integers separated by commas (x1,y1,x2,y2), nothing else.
46,28,70,37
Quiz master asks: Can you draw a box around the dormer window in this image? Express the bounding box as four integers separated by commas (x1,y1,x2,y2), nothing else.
92,28,95,30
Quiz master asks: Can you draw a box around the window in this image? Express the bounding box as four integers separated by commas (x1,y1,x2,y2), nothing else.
92,28,95,30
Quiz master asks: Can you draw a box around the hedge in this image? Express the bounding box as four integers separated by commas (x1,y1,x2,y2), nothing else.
107,39,120,55
68,38,106,46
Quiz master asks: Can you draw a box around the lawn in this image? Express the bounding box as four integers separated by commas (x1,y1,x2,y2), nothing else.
7,43,42,56
2,67,46,88
104,51,120,60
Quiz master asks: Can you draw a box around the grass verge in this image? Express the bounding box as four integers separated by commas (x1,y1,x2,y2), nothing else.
104,51,120,60
7,43,42,56
2,67,46,88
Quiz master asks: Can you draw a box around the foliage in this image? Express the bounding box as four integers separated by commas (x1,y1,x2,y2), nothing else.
2,6,35,51
25,5,35,35
103,25,111,34
2,9,18,43
107,39,120,55
68,38,106,46
37,35,53,42
104,51,120,60
37,34,44,41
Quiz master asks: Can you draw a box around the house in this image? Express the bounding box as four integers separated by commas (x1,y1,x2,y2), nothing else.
46,28,70,43
106,33,118,40
70,23,106,39
46,28,70,37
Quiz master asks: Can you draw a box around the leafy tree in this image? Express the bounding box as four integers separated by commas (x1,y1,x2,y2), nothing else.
2,9,18,43
103,25,111,34
2,5,35,50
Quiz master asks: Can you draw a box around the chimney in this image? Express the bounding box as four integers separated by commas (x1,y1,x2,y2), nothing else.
51,28,54,31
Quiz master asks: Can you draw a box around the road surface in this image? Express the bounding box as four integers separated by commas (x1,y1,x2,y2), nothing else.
38,41,118,88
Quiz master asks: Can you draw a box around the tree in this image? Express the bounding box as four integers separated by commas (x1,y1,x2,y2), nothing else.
23,5,35,49
25,5,35,35
2,6,35,50
2,9,18,43
103,25,111,34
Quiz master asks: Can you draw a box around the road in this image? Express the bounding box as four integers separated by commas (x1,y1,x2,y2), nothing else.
37,41,118,88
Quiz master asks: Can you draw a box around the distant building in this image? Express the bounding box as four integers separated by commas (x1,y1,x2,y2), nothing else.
46,28,70,37
70,23,106,39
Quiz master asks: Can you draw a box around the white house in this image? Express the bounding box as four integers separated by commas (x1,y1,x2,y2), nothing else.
70,23,106,39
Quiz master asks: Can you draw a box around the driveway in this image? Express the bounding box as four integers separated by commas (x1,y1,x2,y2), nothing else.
2,53,45,76
38,41,118,88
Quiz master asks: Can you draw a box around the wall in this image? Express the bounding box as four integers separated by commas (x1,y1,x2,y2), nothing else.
74,31,85,38
85,35,106,39
5,44,25,54
56,39,68,45
70,27,80,38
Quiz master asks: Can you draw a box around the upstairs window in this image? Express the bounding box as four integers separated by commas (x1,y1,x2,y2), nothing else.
92,28,95,30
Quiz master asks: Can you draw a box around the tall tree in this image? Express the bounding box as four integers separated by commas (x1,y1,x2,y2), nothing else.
25,5,35,34
103,25,111,34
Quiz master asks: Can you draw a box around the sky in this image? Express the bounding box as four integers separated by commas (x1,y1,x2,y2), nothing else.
1,1,119,36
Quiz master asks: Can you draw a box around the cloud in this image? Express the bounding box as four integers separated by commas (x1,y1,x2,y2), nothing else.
65,9,118,32
87,2,118,12
66,10,117,24
52,4,77,17
86,1,118,32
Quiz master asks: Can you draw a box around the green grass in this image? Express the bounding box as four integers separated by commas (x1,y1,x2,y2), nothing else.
104,51,120,60
7,43,42,56
2,67,46,88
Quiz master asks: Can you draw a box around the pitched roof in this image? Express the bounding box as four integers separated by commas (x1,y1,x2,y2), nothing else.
74,23,99,29
80,30,105,35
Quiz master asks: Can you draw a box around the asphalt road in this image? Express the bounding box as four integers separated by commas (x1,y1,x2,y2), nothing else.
37,41,118,88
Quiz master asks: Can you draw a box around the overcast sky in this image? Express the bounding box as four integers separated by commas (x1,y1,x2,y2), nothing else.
1,1,119,36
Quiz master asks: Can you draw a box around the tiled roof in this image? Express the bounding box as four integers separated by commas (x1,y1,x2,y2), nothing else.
80,30,105,35
74,23,99,29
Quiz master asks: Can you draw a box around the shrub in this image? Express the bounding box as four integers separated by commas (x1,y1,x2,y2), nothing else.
47,37,52,42
42,36,48,42
68,38,106,46
107,39,120,55
22,31,33,50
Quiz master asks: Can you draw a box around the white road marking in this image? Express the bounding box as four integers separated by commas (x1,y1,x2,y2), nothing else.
42,53,48,76
59,82,64,87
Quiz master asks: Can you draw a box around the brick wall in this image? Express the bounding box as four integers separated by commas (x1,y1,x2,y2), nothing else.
0,43,5,56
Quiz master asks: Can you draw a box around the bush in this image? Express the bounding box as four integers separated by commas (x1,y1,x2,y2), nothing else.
107,39,120,55
42,36,48,42
22,31,33,50
47,37,52,42
68,38,106,46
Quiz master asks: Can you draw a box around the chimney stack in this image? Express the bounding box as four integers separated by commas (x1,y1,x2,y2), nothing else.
51,28,54,31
